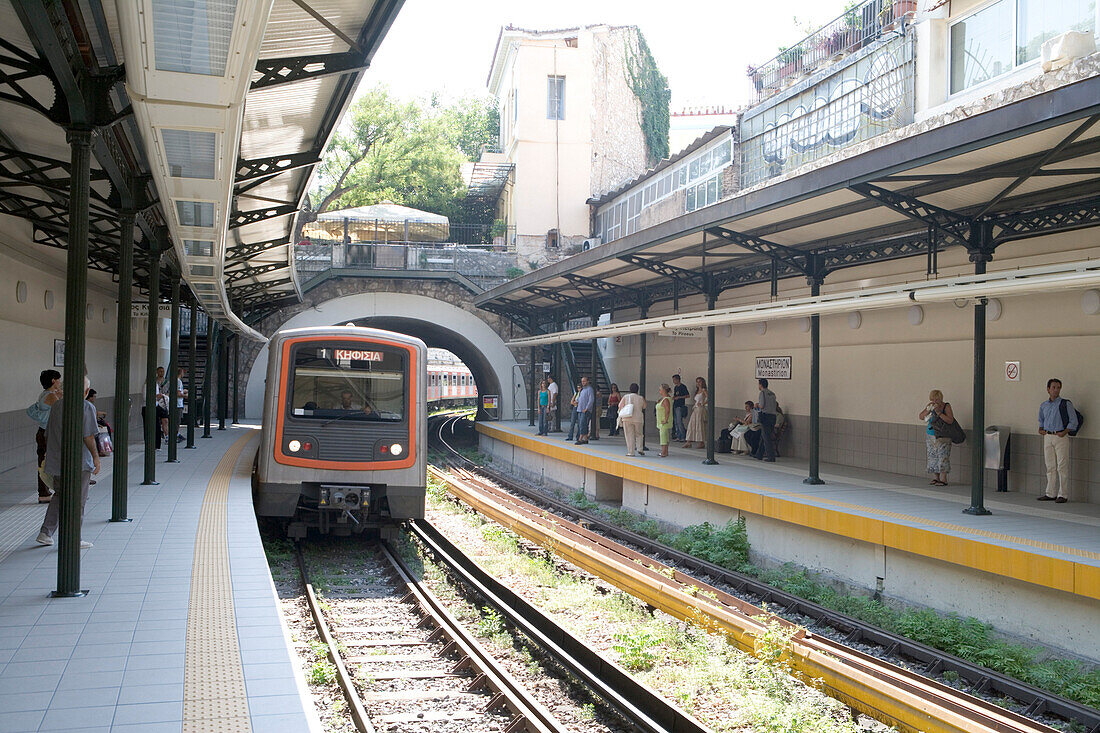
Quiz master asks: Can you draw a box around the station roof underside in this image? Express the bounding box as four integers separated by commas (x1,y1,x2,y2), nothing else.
475,75,1100,328
0,0,402,335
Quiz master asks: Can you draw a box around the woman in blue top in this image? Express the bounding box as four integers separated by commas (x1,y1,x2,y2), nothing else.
918,389,955,486
536,380,550,435
33,369,61,502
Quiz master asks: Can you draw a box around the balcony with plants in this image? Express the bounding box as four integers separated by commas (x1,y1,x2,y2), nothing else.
746,0,917,104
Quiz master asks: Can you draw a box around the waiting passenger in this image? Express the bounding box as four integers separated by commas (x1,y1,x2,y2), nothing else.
730,400,761,455
655,384,672,457
30,369,61,503
1037,378,1078,503
36,376,99,549
618,383,647,457
606,384,621,436
564,383,581,441
753,379,778,462
588,387,601,442
918,389,955,486
536,380,549,435
683,377,708,450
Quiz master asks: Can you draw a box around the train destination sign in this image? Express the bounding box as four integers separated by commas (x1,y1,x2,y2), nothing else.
755,356,792,380
334,349,383,362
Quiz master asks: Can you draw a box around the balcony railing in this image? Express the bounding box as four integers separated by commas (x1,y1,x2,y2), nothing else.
301,220,515,250
294,243,518,288
747,0,916,104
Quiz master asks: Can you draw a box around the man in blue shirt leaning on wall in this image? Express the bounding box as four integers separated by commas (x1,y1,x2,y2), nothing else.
1037,378,1079,503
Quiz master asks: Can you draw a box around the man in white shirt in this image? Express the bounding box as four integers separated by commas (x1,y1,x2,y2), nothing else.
546,375,559,432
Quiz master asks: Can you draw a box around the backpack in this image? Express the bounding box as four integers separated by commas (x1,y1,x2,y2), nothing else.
1058,399,1083,437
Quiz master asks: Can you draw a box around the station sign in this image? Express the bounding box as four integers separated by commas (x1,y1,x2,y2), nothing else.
660,327,704,338
130,303,171,318
482,394,500,420
755,355,792,380
334,349,382,362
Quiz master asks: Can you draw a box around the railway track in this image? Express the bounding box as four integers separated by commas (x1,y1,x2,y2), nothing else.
431,414,1100,733
293,541,566,733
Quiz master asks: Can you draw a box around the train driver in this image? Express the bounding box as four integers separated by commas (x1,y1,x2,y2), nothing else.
339,390,362,410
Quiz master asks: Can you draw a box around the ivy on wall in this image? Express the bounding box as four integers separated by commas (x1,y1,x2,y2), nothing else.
625,32,670,166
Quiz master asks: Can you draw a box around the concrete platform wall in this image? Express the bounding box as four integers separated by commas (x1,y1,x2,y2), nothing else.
480,432,1100,661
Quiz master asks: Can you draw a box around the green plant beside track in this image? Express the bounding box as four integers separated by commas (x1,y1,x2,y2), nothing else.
563,491,1100,711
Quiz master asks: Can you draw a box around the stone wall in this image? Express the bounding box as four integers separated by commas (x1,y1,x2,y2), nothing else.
589,27,650,196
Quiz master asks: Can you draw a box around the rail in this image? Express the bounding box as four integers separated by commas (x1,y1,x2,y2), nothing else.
431,416,1099,733
294,243,517,284
294,540,564,733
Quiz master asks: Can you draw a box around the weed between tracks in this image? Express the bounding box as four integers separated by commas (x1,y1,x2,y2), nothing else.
426,473,870,733
561,487,1100,714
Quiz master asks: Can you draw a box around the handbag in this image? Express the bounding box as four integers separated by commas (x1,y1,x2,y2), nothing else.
26,401,50,427
618,402,635,419
95,431,114,457
932,415,966,444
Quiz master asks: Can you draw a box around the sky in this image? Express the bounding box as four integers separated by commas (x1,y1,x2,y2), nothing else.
366,0,842,109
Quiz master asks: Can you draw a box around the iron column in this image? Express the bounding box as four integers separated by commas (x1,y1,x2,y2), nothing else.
141,235,162,485
202,322,216,438
805,256,825,485
218,331,228,430
110,210,135,522
964,224,993,515
186,298,197,448
232,335,240,424
53,126,93,597
166,276,180,462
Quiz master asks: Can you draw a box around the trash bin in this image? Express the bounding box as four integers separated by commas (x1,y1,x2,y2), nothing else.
983,426,1011,492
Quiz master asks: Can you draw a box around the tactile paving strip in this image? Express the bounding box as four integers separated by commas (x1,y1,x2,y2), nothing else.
183,432,256,732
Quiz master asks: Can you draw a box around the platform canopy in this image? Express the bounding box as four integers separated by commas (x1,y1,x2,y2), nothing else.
475,74,1100,329
0,0,403,338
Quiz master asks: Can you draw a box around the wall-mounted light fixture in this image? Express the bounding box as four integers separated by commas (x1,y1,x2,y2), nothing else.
908,305,924,325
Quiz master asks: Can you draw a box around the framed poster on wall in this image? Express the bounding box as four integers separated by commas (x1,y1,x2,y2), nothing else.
53,339,65,367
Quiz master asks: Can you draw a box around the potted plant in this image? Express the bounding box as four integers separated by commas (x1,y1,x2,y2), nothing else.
778,46,804,84
490,218,507,248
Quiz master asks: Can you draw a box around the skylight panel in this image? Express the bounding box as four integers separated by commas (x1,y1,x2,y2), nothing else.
152,0,238,76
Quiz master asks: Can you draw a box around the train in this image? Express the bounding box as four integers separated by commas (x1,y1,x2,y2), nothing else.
254,326,427,538
426,351,477,405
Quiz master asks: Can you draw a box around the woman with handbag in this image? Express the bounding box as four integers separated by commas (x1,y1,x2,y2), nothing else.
617,383,646,457
919,389,955,486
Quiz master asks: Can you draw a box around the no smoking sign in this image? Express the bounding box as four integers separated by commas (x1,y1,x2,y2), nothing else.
1005,361,1020,382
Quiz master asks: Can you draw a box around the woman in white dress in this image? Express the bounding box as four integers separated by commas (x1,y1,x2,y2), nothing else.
683,377,708,449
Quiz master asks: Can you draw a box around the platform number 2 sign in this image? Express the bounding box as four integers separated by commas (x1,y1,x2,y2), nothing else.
1005,361,1020,382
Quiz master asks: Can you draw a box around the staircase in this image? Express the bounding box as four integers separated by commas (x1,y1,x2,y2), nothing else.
177,307,211,425
561,340,611,402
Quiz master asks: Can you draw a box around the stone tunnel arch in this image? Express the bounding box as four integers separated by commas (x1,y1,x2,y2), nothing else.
242,289,524,420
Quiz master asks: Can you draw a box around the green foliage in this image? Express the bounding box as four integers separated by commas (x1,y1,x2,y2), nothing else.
612,628,661,671
505,266,525,279
310,86,499,220
624,32,670,166
308,660,336,685
658,518,751,571
474,606,506,637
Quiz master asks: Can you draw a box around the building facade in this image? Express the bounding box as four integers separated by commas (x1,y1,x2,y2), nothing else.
487,25,653,267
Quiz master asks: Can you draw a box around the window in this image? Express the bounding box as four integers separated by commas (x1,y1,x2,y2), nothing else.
950,0,1095,94
547,75,565,120
288,344,406,422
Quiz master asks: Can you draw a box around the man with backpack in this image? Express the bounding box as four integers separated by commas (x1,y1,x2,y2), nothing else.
1037,378,1081,503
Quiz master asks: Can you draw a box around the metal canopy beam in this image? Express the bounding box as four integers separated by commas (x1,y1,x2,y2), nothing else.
224,261,290,284
228,203,299,229
0,36,66,124
235,151,322,183
706,225,807,273
225,237,290,263
848,182,971,246
619,253,707,294
251,52,367,90
990,194,1100,244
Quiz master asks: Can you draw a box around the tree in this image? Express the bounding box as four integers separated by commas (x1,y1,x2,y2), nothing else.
308,87,499,221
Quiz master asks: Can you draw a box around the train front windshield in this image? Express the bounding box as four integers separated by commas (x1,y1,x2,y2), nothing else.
288,344,406,422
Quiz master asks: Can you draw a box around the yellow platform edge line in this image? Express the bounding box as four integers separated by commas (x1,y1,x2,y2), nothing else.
184,431,258,730
477,423,1099,601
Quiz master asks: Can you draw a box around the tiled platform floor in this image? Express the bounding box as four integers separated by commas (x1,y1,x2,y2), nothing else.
0,426,318,733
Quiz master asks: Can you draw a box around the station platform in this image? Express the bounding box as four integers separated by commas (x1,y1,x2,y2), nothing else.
477,420,1100,659
0,426,318,733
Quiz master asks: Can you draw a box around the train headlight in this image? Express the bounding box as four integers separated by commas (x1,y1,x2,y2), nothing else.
288,440,301,452
390,443,404,456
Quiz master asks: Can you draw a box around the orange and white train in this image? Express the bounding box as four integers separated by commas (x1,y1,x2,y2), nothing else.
426,357,477,406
